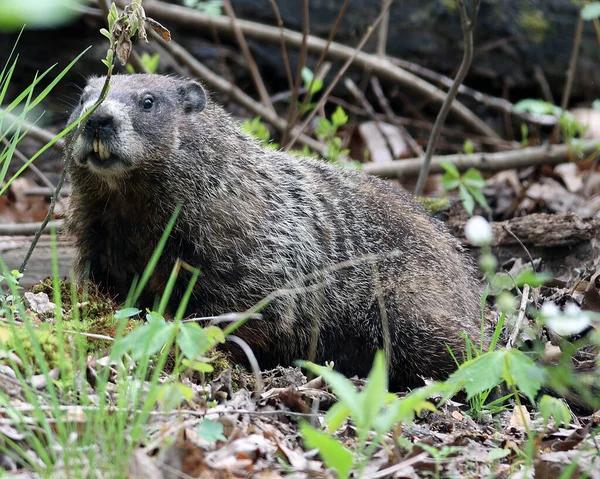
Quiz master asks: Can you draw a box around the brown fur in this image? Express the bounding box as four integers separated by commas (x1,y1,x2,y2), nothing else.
65,74,487,390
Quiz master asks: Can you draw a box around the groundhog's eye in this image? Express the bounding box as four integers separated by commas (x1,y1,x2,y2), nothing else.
142,96,154,110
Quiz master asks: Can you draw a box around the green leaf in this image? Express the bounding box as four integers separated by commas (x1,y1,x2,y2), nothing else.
331,106,348,128
514,270,551,288
503,349,545,404
109,2,119,21
157,383,194,410
446,351,505,400
316,117,333,138
539,395,571,427
582,2,600,20
120,320,174,360
440,160,459,178
458,183,475,216
100,28,111,40
462,168,486,188
465,184,489,211
182,358,214,373
488,448,511,461
361,351,388,429
325,402,350,432
297,360,361,424
300,423,353,479
373,384,441,433
114,307,141,319
197,418,227,443
177,322,208,360
463,139,474,155
310,78,324,95
513,99,555,116
301,67,314,87
440,173,460,191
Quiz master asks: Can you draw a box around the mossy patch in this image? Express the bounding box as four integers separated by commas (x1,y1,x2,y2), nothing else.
415,196,451,215
0,322,72,377
519,10,550,44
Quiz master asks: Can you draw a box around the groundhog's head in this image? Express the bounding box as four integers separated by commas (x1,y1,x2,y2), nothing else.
67,74,206,177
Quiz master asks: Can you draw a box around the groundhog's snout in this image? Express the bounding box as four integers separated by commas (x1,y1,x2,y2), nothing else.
85,113,116,161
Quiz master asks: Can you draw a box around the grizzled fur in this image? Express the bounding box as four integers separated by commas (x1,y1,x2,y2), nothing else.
66,74,485,390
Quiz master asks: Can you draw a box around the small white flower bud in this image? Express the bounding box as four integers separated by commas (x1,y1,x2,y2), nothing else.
465,215,492,246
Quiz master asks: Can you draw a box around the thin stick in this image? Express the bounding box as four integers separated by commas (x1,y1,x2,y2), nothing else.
287,0,350,149
363,141,599,179
345,78,398,158
138,0,498,137
1,139,56,191
376,0,393,57
414,0,481,195
223,0,274,112
281,0,309,146
0,221,64,236
554,13,584,139
288,2,392,149
506,284,530,349
267,0,294,92
370,77,424,156
19,166,68,272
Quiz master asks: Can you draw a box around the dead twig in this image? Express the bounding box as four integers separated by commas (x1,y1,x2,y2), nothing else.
345,78,399,158
1,140,56,192
554,13,585,139
284,0,349,149
363,141,600,179
370,77,424,156
376,0,393,58
267,0,294,92
223,0,274,112
506,284,530,349
0,221,64,236
0,110,64,150
501,225,536,273
287,2,392,150
138,0,498,138
388,58,557,127
281,0,309,147
415,0,481,195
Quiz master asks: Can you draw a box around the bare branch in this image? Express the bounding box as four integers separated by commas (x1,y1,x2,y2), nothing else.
138,0,499,137
223,0,274,112
363,141,600,179
376,0,393,58
414,0,481,195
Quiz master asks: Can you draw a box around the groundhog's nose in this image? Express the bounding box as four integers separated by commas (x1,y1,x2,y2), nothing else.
86,114,115,136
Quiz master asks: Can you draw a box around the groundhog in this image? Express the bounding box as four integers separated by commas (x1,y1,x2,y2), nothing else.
65,74,485,390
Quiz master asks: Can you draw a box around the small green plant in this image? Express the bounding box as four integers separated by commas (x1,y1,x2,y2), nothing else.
439,160,488,216
418,443,464,479
242,116,279,150
126,51,161,73
298,66,324,114
183,0,223,16
514,99,587,145
298,351,442,478
316,106,350,163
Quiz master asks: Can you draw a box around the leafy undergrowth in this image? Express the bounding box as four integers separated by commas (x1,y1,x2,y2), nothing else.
0,272,598,478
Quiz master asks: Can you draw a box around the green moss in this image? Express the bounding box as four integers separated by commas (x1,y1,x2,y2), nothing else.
414,196,451,215
1,323,72,377
30,278,129,354
519,10,550,44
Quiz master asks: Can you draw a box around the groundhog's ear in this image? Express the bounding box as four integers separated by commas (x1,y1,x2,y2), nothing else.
178,81,206,114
